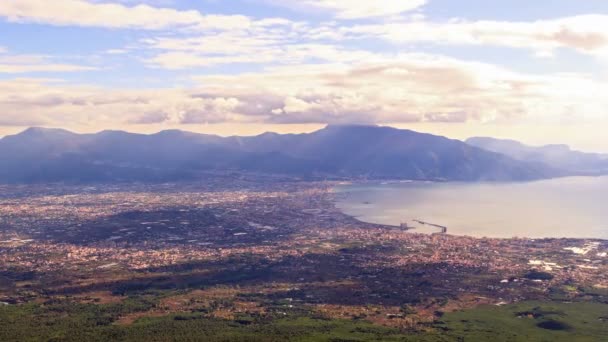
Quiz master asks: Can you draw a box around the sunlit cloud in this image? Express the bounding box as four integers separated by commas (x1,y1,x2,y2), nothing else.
0,49,97,73
0,0,251,30
192,55,608,125
265,0,427,19
343,15,608,58
2,53,606,130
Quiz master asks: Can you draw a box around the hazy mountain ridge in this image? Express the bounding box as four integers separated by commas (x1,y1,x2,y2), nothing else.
466,137,608,175
0,125,560,183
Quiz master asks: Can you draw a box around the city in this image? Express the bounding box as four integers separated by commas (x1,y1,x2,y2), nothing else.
1,178,606,338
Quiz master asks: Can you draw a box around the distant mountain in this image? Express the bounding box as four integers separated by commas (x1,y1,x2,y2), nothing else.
466,137,608,175
0,125,559,183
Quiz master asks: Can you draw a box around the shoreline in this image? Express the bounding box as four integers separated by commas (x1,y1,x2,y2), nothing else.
330,182,608,242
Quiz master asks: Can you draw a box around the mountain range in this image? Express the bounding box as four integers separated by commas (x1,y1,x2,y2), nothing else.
0,125,562,183
467,137,608,176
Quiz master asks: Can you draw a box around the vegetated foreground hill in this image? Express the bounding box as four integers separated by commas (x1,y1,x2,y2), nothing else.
0,125,558,183
1,300,607,341
467,136,608,175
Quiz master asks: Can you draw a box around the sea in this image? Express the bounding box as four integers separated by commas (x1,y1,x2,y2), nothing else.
334,176,608,239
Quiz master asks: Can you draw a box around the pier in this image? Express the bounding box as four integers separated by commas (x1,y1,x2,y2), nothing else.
414,219,448,234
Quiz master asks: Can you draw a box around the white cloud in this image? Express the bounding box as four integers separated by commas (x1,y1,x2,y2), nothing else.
142,27,286,68
2,54,607,129
0,64,96,73
141,12,608,71
105,49,128,54
142,18,378,69
0,49,97,73
267,0,427,19
0,0,251,30
146,39,380,69
343,15,608,57
189,55,608,125
0,78,258,127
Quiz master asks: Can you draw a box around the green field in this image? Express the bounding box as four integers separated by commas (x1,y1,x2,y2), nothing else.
1,300,607,341
437,301,608,342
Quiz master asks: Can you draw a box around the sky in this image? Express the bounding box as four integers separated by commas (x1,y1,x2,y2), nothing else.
1,0,608,152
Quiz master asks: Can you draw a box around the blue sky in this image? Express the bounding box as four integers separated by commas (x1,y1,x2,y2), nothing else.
1,0,608,151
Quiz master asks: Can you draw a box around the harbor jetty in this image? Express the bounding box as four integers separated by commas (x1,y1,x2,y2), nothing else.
414,219,448,234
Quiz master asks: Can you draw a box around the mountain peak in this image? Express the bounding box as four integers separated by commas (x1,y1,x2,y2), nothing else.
97,129,137,136
20,127,75,136
155,129,189,136
324,123,380,130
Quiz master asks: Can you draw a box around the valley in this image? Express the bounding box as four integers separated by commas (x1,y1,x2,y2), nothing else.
1,179,607,341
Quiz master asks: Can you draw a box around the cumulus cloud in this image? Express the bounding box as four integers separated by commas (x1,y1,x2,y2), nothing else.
184,55,608,126
0,78,258,128
178,97,244,124
2,53,607,130
128,110,171,124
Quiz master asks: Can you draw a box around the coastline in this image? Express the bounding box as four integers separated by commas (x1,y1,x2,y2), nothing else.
330,179,608,241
